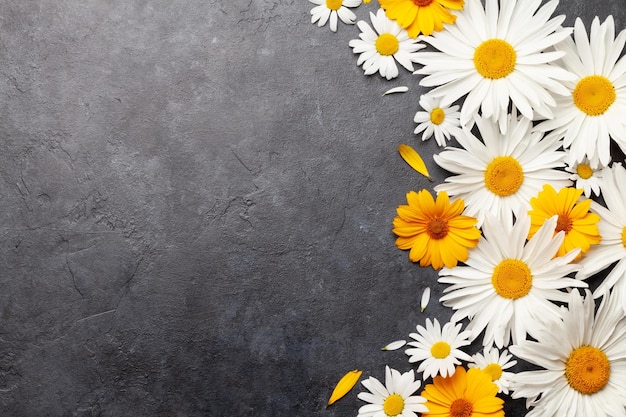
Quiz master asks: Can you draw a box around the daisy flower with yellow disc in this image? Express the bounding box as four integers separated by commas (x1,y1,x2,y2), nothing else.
405,318,472,379
357,366,428,417
469,347,516,395
536,16,626,168
413,0,574,131
392,189,481,270
433,113,571,226
564,154,604,198
309,0,361,32
349,9,426,80
421,366,504,417
378,0,464,38
577,163,626,309
528,184,601,260
510,289,626,417
438,213,586,348
414,94,462,147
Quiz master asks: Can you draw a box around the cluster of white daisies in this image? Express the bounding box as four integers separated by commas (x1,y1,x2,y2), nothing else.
310,0,626,416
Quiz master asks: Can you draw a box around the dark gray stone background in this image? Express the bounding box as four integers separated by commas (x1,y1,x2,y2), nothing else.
0,1,623,416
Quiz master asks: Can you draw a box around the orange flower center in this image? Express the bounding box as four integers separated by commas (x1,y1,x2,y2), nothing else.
484,156,524,197
483,363,503,381
413,0,433,6
383,394,405,416
427,217,449,239
450,398,473,417
474,39,517,79
430,341,451,359
492,259,532,299
375,33,399,56
565,346,610,395
325,0,342,11
556,214,573,233
573,75,616,116
430,107,445,125
576,163,594,179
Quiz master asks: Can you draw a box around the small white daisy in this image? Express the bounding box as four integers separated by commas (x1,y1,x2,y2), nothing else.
469,346,517,394
510,289,626,417
577,163,626,310
413,94,461,147
412,0,574,131
563,154,604,198
309,0,361,33
536,16,626,168
439,213,586,348
357,366,428,417
433,113,571,226
405,318,472,379
349,9,425,80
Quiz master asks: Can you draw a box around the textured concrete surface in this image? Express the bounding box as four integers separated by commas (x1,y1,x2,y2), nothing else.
0,1,623,416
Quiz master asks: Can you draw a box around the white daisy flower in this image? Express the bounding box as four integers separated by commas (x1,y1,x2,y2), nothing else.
563,154,604,198
510,289,626,417
433,113,571,226
414,94,462,147
412,0,574,131
405,318,472,379
438,213,586,348
309,0,361,33
577,163,626,310
357,366,428,417
469,346,517,394
349,9,425,80
536,16,626,168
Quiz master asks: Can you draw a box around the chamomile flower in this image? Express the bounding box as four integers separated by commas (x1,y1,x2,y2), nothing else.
414,95,462,147
357,366,428,417
438,213,586,348
413,0,574,130
434,113,571,226
578,163,626,309
564,155,604,198
378,0,464,38
309,0,361,32
536,16,626,168
405,318,472,379
469,346,517,394
510,289,626,417
528,184,601,260
349,9,426,80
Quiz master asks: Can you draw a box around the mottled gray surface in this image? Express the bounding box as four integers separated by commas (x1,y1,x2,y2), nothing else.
0,1,623,416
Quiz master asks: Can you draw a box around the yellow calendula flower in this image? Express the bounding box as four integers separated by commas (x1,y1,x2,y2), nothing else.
393,189,480,270
528,184,601,260
421,366,504,417
378,0,464,38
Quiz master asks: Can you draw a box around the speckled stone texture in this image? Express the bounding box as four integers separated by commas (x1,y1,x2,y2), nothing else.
0,1,623,416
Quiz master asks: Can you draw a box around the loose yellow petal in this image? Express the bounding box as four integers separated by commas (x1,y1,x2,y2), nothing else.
398,144,433,181
327,369,362,407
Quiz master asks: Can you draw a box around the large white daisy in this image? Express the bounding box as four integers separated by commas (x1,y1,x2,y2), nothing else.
349,8,425,80
357,366,428,417
438,213,586,348
412,0,574,131
509,289,626,417
536,16,626,168
577,163,626,310
404,318,472,379
309,0,361,32
469,346,517,395
433,113,571,226
413,94,462,147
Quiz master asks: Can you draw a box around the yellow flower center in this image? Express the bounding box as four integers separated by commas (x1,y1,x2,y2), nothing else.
556,214,573,233
483,363,503,381
622,226,626,248
573,75,616,116
412,0,434,6
449,398,473,417
383,394,405,416
427,217,449,240
484,156,524,197
565,346,610,395
430,341,451,359
576,163,594,179
325,0,343,10
375,33,399,56
430,107,445,125
492,259,532,299
474,39,517,79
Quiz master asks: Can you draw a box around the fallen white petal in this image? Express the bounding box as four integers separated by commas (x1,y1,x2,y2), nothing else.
381,340,406,351
421,287,431,312
382,86,408,96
